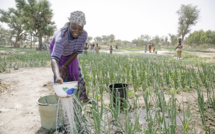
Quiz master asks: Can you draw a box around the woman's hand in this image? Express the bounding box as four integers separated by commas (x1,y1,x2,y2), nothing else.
51,59,63,83
60,66,68,78
56,76,63,84
177,45,182,49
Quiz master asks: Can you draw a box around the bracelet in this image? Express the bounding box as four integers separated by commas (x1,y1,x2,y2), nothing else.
62,65,67,68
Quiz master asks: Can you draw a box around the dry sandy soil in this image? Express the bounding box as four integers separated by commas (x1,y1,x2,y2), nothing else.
0,67,54,134
0,49,214,134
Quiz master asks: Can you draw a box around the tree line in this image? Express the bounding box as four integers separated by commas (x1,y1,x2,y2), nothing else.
185,30,215,46
86,29,215,48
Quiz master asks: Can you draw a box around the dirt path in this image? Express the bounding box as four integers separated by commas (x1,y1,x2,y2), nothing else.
0,67,53,134
99,49,170,55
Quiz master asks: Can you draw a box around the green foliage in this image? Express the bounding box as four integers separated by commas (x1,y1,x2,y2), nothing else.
93,34,116,45
128,91,136,98
177,4,200,42
0,46,50,71
0,25,11,45
186,30,215,46
197,87,206,127
86,36,93,43
132,34,171,47
16,0,56,49
0,0,55,48
0,7,25,47
168,34,178,46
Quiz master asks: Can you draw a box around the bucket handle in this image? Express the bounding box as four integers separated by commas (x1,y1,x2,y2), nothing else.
38,103,49,106
37,96,49,106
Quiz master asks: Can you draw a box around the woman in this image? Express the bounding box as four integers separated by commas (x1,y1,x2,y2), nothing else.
95,43,100,54
49,11,89,102
176,38,183,60
145,45,147,53
149,43,152,53
109,45,113,54
83,43,89,55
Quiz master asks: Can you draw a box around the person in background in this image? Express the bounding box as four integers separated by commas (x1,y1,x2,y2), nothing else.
49,11,90,103
153,48,155,53
91,44,95,50
83,43,89,55
145,44,147,53
90,44,92,50
95,43,100,54
149,43,152,53
115,44,118,49
175,38,183,60
42,44,47,50
110,45,113,54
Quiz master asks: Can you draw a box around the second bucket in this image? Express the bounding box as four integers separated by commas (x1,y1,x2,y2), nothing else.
109,83,128,109
37,95,63,130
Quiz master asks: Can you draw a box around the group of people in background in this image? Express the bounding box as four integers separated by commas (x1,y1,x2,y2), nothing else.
144,38,183,59
83,43,114,54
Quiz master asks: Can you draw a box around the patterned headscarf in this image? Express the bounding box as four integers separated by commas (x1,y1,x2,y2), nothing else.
69,11,86,26
61,11,86,30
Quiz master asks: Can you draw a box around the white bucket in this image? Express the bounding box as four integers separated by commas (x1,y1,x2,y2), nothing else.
54,81,78,97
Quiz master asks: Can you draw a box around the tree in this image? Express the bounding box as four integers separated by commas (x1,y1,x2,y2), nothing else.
177,4,200,43
168,34,177,46
140,34,151,42
87,36,93,43
0,8,25,47
43,35,52,45
200,31,207,44
164,36,169,46
206,30,215,45
153,35,160,45
0,25,10,45
185,30,215,46
94,36,102,43
100,34,115,45
8,30,16,46
132,39,143,47
109,34,115,43
16,0,56,50
102,35,108,42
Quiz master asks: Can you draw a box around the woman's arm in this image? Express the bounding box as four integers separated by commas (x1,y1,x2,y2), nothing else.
51,58,63,83
50,52,78,82
59,53,78,78
63,53,78,67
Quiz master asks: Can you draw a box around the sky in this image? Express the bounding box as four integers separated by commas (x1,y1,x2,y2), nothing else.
0,0,215,42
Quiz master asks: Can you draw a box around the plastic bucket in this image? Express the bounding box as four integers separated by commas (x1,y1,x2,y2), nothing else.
109,83,128,109
37,95,61,130
53,81,78,97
